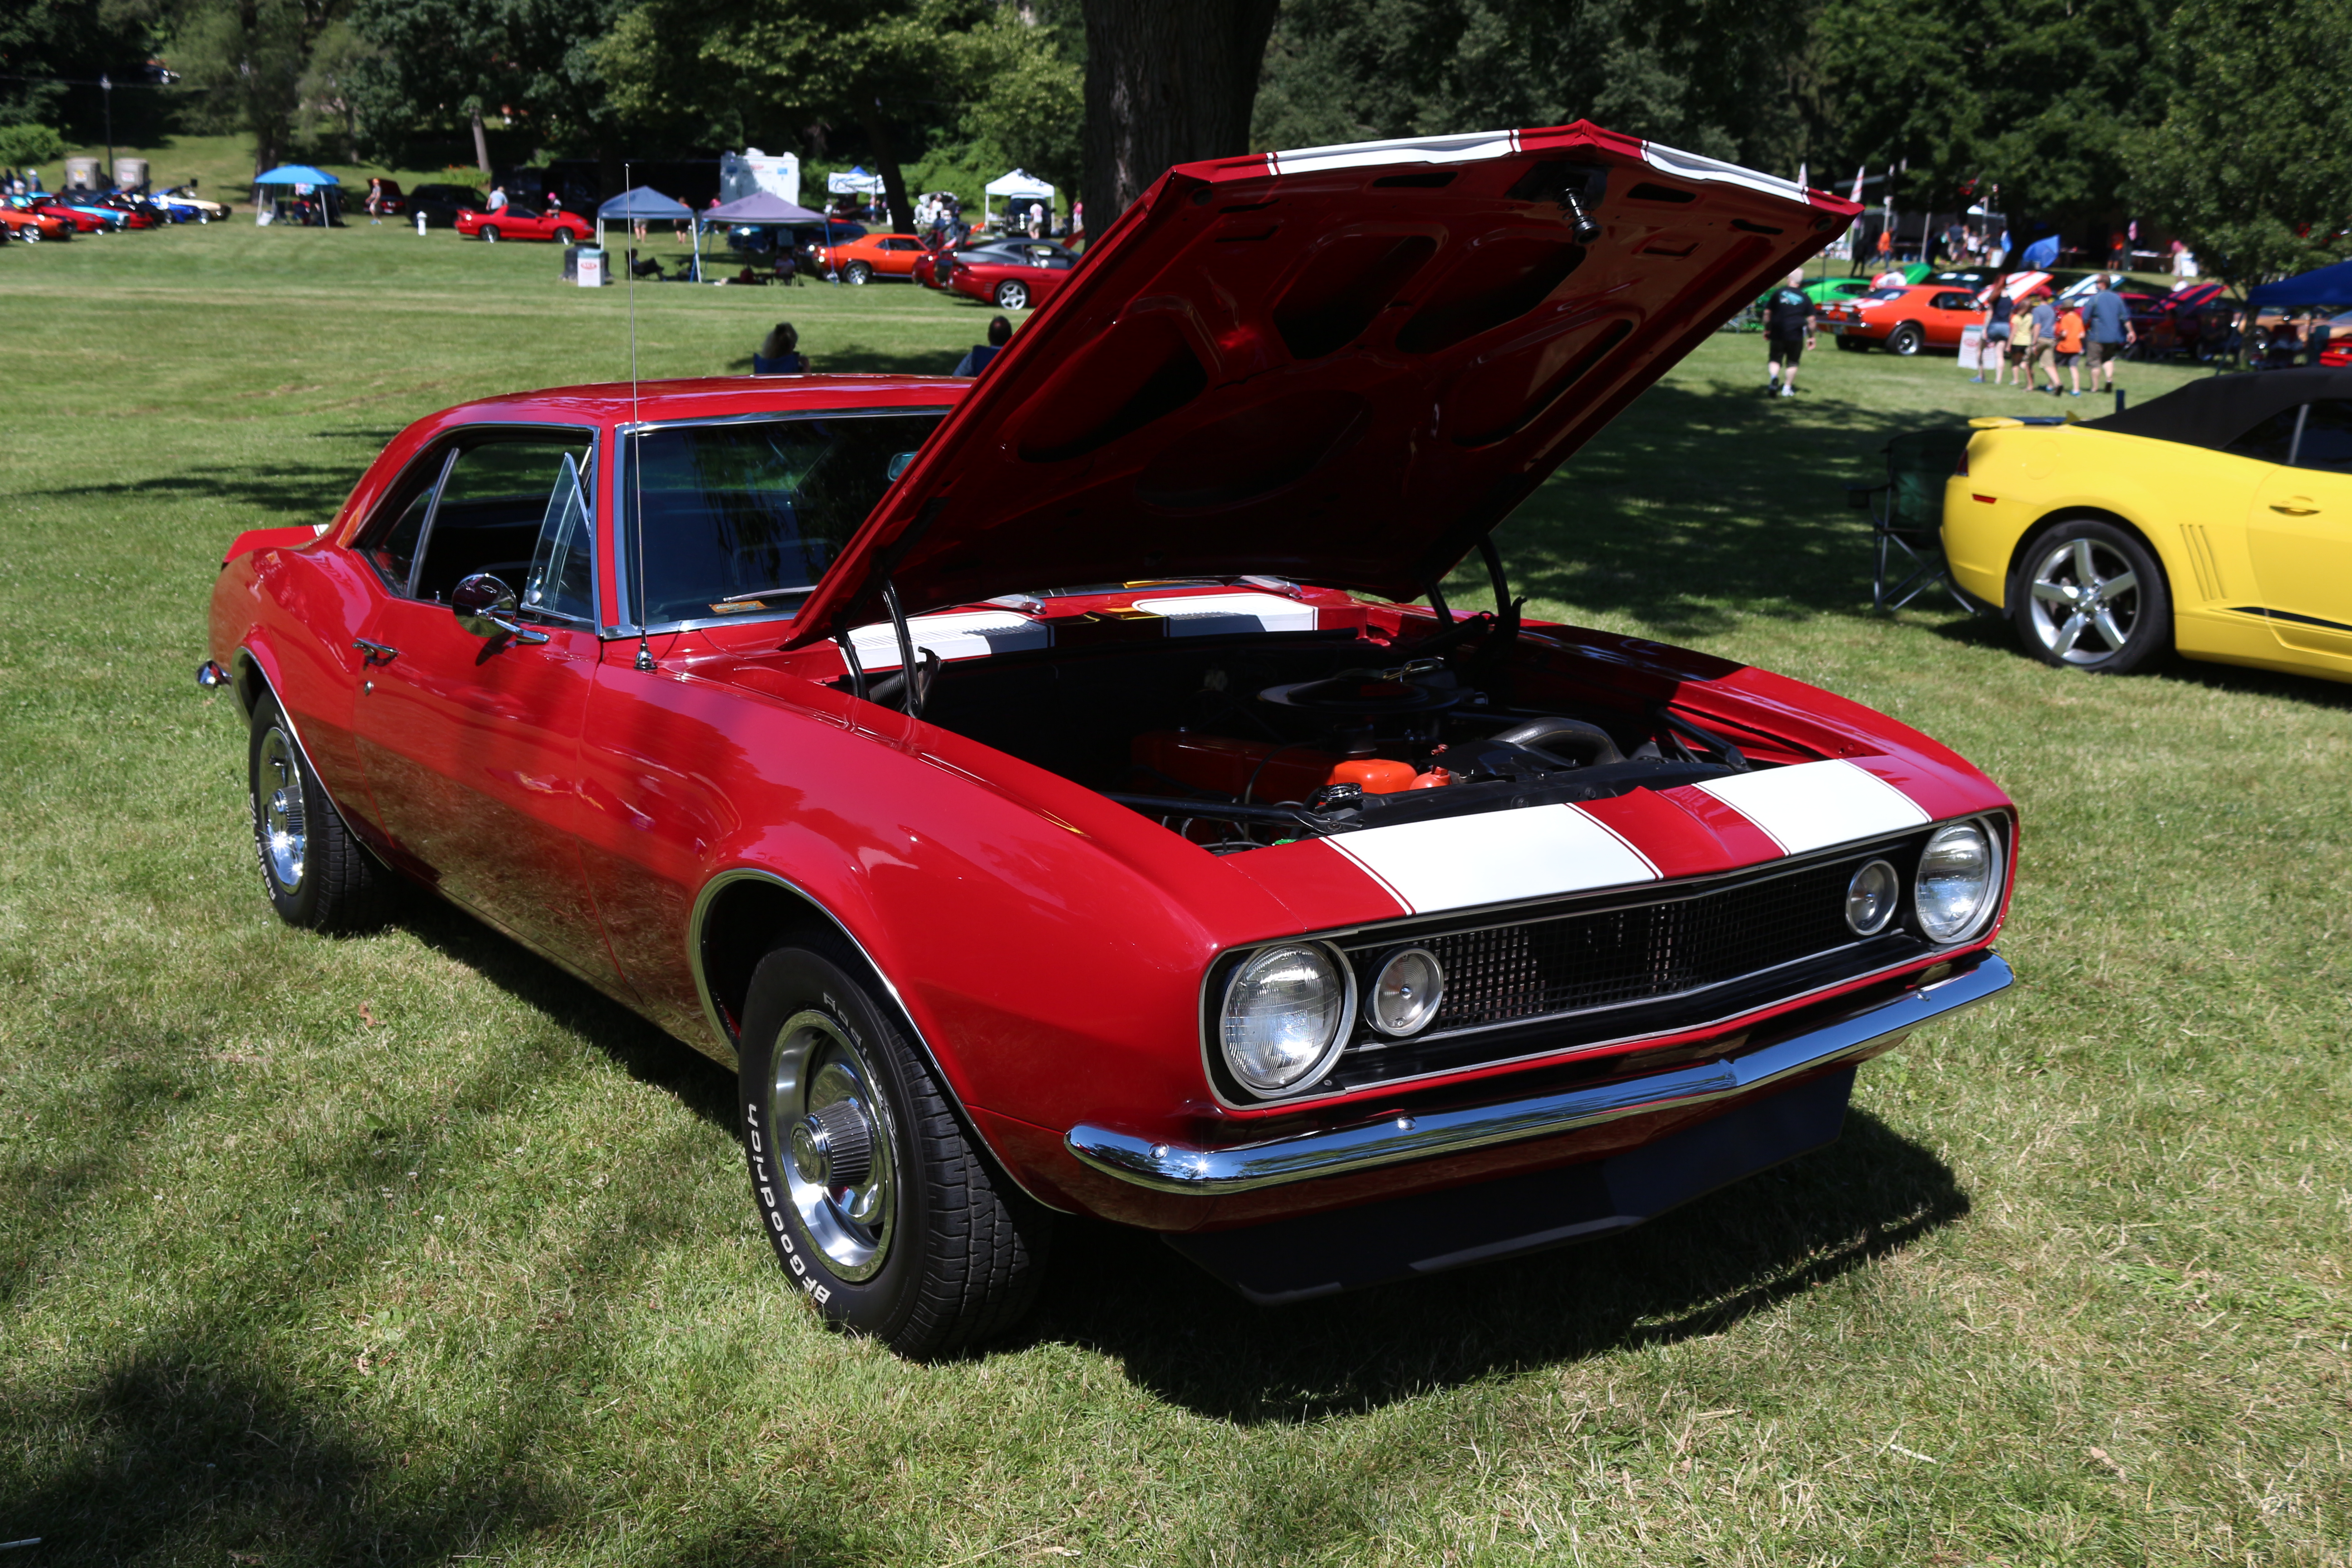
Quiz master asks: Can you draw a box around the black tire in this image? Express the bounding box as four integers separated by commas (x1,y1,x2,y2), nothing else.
248,692,392,931
1834,334,1862,351
1886,322,1925,357
17,225,37,245
2010,518,2172,674
995,279,1030,310
479,224,500,243
843,260,872,285
737,937,1052,1357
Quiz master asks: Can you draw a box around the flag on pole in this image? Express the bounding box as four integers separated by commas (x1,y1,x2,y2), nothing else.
1797,162,1808,191
1849,167,1866,203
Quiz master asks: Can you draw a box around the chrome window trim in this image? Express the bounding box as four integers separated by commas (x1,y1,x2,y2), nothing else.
1193,811,2013,1113
358,421,603,622
608,406,952,640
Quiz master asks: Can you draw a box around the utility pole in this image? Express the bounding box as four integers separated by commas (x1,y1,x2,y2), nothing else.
101,74,113,186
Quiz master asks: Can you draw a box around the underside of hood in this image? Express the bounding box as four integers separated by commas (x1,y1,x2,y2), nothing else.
788,124,1857,647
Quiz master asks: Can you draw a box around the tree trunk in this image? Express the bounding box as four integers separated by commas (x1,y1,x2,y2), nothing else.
856,96,916,234
1080,0,1278,230
470,107,491,180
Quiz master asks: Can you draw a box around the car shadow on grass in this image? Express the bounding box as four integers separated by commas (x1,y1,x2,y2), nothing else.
1021,1106,1967,1424
20,455,374,527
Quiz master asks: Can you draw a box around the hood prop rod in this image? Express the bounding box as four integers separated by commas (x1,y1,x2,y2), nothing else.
879,579,931,719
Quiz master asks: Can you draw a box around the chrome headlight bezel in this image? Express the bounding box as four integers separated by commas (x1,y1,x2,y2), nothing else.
1215,942,1355,1098
1845,858,1901,936
1914,818,2002,944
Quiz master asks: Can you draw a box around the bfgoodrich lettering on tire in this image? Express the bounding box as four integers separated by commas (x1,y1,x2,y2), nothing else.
736,938,1052,1357
248,691,392,932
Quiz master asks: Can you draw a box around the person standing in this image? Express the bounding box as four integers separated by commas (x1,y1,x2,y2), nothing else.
366,176,383,223
1978,279,2015,385
2054,300,2087,395
486,184,508,213
2006,292,2038,388
1763,270,1815,397
2081,275,2135,392
2029,292,2061,393
1874,224,1893,272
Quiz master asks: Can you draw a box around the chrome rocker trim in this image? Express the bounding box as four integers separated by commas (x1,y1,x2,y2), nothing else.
1067,951,2011,1196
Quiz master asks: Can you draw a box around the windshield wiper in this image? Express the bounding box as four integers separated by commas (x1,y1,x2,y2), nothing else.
712,585,817,606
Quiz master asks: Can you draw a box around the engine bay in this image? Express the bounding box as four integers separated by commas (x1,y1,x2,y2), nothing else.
852,609,1757,853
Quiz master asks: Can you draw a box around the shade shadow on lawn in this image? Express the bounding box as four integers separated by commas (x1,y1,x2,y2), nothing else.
1488,380,1980,635
1025,1109,1965,1424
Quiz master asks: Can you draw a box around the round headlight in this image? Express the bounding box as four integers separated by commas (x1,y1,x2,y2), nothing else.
1219,945,1350,1095
1845,859,1900,936
1366,947,1445,1037
1915,822,1996,942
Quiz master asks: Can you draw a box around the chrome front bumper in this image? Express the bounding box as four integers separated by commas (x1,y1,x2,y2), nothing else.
1067,951,2011,1196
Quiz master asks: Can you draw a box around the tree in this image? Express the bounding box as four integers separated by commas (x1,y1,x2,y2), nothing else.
960,3,1083,195
1810,0,2167,233
346,0,629,181
1080,0,1275,225
1253,0,1817,178
2132,0,2352,289
1,0,174,150
600,0,996,232
162,0,353,176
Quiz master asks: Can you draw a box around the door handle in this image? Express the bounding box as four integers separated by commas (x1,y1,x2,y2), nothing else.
2270,498,2321,515
353,637,400,665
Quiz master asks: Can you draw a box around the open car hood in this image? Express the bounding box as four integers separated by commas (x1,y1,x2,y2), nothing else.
787,123,1857,647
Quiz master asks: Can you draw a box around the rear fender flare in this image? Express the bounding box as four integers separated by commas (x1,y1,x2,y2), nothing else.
2005,506,2172,614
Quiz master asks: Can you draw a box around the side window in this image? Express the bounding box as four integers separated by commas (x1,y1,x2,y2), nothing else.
2226,407,2303,466
1931,292,1973,311
412,435,595,605
2293,400,2352,474
523,453,595,622
362,450,452,593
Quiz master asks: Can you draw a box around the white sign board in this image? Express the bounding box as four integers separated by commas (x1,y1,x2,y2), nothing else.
577,250,604,287
742,151,801,206
1959,325,1994,372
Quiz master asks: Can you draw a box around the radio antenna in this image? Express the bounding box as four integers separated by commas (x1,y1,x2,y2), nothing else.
626,160,654,673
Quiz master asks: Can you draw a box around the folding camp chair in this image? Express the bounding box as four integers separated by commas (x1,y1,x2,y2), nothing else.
1845,427,1976,612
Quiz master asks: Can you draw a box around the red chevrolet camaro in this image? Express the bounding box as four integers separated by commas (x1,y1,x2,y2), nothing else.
204,124,2016,1356
948,244,1078,310
455,202,589,245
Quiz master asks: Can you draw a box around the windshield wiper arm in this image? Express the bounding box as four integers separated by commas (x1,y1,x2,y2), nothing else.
712,585,817,606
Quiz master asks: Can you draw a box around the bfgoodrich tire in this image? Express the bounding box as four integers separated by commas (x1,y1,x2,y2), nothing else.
737,938,1052,1357
2011,518,2172,674
248,692,393,932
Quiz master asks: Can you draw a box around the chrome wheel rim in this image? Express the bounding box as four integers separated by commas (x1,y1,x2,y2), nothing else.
767,1008,896,1280
256,726,307,893
2028,536,2143,665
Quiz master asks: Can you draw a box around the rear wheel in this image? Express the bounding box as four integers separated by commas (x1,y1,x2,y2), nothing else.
843,260,872,285
1886,323,1926,356
479,224,500,243
2012,519,2171,674
1834,334,1862,352
995,279,1030,310
736,938,1052,1357
248,692,392,931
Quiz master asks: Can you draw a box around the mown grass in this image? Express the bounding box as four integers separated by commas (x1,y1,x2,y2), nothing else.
2,220,2347,1566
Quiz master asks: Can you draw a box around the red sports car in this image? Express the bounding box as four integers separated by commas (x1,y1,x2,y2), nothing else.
1817,283,1992,354
0,203,73,242
203,124,2014,1355
455,202,589,245
948,244,1078,310
15,194,118,234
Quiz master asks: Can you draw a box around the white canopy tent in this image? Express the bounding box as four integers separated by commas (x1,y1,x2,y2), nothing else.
984,168,1054,230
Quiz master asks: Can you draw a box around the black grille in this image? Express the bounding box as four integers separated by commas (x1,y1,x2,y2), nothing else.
1410,855,1864,1034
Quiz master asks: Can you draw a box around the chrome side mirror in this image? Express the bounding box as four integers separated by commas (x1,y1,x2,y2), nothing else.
451,573,549,644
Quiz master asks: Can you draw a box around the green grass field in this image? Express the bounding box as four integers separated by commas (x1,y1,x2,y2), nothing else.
2,220,2346,1567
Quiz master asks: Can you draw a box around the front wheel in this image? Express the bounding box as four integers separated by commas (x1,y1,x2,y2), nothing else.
1886,323,1925,356
737,939,1052,1358
2012,519,2171,673
16,225,36,244
479,225,500,243
553,226,581,246
994,279,1030,310
248,692,392,931
843,260,872,285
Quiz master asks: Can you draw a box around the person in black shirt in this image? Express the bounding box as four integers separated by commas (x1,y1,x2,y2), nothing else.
1764,271,1815,397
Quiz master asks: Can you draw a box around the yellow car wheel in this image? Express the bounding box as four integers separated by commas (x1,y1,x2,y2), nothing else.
2012,519,2171,674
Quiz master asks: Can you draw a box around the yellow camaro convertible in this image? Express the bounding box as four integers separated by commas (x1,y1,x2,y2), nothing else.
1943,368,2352,681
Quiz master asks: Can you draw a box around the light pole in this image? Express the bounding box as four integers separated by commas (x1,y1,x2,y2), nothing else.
101,74,112,186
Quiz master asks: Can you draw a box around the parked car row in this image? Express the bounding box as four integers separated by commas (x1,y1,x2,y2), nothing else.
4,184,232,242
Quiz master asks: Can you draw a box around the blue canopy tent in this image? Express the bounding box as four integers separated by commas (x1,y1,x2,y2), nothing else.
252,164,341,227
2248,258,2352,311
2021,234,2061,270
598,185,700,279
701,190,837,282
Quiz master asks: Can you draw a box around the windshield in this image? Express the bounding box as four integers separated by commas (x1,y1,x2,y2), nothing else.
623,411,947,628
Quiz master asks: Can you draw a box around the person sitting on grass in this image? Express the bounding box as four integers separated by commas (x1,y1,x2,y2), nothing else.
953,316,1013,377
754,323,809,375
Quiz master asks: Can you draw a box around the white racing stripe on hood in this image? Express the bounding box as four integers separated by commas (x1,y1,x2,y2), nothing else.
1327,803,1658,915
1694,759,1929,854
1129,592,1319,636
848,611,1049,671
